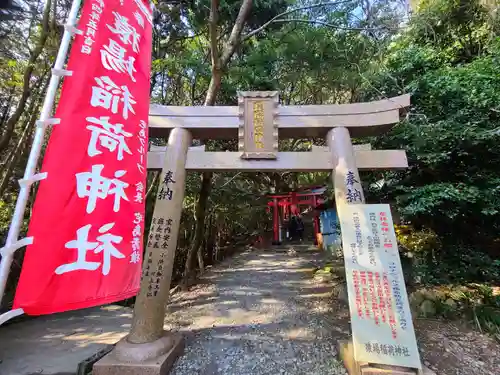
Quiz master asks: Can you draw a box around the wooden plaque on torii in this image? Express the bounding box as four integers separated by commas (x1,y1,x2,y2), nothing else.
238,91,279,160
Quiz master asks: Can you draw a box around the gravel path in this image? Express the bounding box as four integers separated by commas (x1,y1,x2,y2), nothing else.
164,246,347,375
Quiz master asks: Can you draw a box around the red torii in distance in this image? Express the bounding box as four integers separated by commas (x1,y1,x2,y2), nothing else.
267,186,325,244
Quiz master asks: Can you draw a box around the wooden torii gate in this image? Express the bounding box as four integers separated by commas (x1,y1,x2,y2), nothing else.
94,92,417,375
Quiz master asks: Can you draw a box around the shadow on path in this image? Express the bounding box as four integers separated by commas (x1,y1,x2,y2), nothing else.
166,246,348,375
0,305,133,375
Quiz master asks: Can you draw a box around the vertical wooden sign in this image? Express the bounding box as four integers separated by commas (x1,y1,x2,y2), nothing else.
338,203,421,370
238,91,279,159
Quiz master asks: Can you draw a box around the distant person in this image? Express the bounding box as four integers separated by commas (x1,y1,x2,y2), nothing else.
284,218,291,241
289,215,298,241
296,215,304,242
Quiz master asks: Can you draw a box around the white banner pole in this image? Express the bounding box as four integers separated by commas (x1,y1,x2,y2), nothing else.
0,0,83,312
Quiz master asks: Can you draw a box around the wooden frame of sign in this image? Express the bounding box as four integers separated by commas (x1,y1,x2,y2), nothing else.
334,201,426,375
238,91,279,159
339,340,424,375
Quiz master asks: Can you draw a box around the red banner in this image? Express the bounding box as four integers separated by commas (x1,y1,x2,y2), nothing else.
13,0,153,315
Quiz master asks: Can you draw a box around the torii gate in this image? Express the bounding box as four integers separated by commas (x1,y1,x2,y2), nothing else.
94,92,417,375
266,187,327,244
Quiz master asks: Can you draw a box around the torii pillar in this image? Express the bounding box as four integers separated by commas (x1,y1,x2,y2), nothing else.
94,128,191,375
327,127,422,375
328,127,365,206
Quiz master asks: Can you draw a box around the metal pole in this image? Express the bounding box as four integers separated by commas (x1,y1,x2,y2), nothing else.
0,0,83,307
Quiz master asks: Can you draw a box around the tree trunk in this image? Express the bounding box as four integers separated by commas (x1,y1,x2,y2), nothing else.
0,0,52,154
197,234,205,274
182,0,252,286
0,112,37,195
0,87,15,129
183,171,212,286
214,213,222,262
145,171,159,200
203,70,222,106
205,213,216,265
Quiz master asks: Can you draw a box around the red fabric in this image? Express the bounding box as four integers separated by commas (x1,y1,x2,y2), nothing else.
13,0,153,315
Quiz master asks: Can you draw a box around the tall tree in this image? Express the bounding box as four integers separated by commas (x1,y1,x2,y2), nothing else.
362,0,500,283
184,0,254,284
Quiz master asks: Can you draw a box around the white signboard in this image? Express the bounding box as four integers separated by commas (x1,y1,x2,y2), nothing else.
338,204,421,369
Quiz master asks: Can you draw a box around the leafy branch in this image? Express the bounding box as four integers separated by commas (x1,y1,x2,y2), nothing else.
242,0,355,41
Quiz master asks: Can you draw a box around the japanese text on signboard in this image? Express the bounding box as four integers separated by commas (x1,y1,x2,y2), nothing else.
339,204,421,369
145,216,174,297
345,170,363,203
253,101,265,149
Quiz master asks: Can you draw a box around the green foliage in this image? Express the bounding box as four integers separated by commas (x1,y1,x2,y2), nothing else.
411,284,500,334
409,0,494,63
395,224,440,256
411,244,500,285
363,0,500,287
373,47,500,229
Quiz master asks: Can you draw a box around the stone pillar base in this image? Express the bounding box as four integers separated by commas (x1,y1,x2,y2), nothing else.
93,331,184,375
338,340,427,375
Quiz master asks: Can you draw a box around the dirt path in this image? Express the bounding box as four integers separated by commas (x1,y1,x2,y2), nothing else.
164,246,347,375
163,245,500,375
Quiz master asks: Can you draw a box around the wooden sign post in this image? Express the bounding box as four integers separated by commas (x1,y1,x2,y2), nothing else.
337,204,422,375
